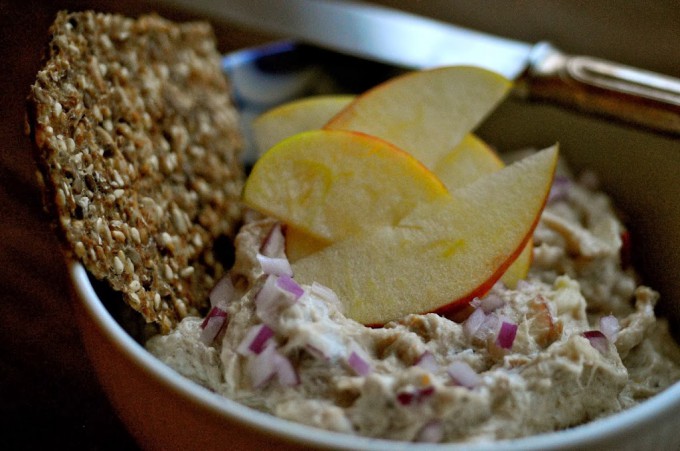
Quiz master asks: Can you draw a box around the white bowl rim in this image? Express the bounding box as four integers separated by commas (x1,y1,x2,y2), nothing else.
70,260,680,450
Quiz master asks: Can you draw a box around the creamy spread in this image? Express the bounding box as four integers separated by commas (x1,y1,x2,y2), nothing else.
146,165,680,443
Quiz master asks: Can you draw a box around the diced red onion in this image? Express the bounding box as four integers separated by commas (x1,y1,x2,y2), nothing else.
415,420,444,443
199,306,228,345
200,306,227,329
260,222,286,257
255,274,279,305
480,294,505,313
600,315,620,343
415,351,438,372
447,361,481,389
254,275,294,325
348,351,372,376
248,343,278,388
419,385,435,398
548,175,571,203
474,311,500,341
247,343,299,388
276,274,304,300
254,275,285,324
583,330,609,354
250,324,275,354
209,276,234,308
496,321,518,350
273,352,299,387
256,253,293,277
237,327,259,356
397,386,435,406
463,307,486,339
237,324,274,356
305,343,329,361
396,390,416,406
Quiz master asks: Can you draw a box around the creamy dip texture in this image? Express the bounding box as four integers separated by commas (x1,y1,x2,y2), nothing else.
146,162,680,443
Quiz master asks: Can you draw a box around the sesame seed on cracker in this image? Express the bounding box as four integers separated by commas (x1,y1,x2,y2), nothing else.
27,11,244,332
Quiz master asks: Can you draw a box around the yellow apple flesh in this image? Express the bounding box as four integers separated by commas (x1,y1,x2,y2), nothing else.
282,135,506,262
252,95,354,156
325,66,512,169
291,146,558,325
284,133,535,286
432,134,533,288
284,225,331,262
500,243,533,288
432,134,504,189
243,129,449,243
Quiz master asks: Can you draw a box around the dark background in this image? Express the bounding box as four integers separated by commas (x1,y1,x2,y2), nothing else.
1,0,678,449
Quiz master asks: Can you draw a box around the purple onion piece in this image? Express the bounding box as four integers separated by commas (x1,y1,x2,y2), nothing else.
276,274,304,300
447,361,481,389
249,324,275,354
260,222,286,257
209,276,235,308
256,253,293,277
463,307,486,339
480,294,505,313
415,351,438,372
248,343,278,388
237,324,275,356
199,306,228,345
583,330,609,354
600,315,620,343
273,352,299,387
496,321,518,350
348,351,372,376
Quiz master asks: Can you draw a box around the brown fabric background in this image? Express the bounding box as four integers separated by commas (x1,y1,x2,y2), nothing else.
1,0,677,449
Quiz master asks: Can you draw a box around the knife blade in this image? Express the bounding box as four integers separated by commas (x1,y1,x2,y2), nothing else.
168,0,680,136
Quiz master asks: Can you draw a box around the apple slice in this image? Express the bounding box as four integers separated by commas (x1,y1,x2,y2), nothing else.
243,129,449,243
284,134,505,261
252,95,354,156
284,225,331,262
283,137,506,259
432,134,533,288
285,134,535,286
432,134,504,190
500,243,533,288
292,146,558,325
325,66,511,169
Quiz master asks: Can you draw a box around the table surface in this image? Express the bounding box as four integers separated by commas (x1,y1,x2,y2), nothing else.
2,0,678,449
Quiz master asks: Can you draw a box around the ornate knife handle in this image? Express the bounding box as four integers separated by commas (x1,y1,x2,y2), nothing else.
519,42,680,136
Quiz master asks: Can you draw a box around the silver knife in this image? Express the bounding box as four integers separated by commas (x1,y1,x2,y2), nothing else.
167,0,680,136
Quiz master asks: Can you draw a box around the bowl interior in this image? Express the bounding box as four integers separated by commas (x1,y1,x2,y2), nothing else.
77,41,680,450
478,99,680,330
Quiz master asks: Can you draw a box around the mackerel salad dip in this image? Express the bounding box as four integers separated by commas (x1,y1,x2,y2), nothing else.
147,162,680,444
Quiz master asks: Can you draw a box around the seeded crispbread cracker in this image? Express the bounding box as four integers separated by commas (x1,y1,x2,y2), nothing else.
27,11,244,332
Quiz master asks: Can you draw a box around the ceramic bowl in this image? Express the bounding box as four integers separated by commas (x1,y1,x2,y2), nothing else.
70,41,680,451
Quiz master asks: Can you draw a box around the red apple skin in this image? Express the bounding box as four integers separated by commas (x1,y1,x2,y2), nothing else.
429,157,550,319
431,214,541,317
292,146,558,326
